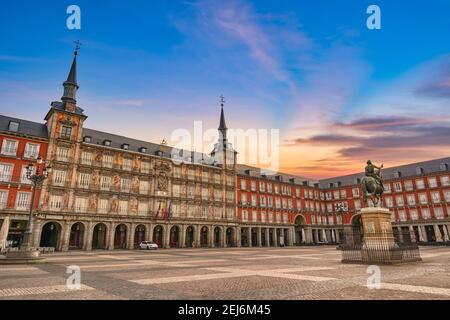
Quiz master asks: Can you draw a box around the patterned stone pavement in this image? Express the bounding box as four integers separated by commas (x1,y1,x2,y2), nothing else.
0,246,449,300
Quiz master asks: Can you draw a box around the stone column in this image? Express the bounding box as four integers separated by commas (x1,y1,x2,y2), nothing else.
107,222,115,250
280,228,285,246
397,227,404,243
265,228,270,247
84,221,93,251
322,229,328,243
60,222,71,252
305,227,313,244
164,224,171,248
127,223,135,250
0,216,10,251
221,227,226,247
331,229,336,243
247,227,252,247
409,225,416,242
257,227,262,247
148,223,154,242
273,228,278,247
434,224,443,242
335,228,340,243
289,227,295,246
180,225,186,248
443,224,449,242
236,227,241,247
32,220,42,248
209,226,214,247
419,225,427,242
195,225,201,248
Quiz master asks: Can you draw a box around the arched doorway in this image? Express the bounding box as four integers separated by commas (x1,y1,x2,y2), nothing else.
153,225,163,247
185,226,194,247
241,228,248,247
269,229,274,246
200,226,208,247
114,224,127,249
214,227,221,247
261,228,267,246
92,223,107,250
69,222,85,250
134,225,146,248
170,226,180,248
351,214,363,244
251,228,258,246
294,215,306,244
226,227,234,247
39,222,62,249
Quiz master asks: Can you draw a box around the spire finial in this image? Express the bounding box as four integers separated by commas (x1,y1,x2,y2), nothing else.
220,94,225,108
74,40,82,56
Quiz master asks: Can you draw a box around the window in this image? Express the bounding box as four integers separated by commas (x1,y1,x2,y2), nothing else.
333,191,340,199
407,194,416,206
98,198,109,213
24,143,40,159
431,191,441,203
252,211,258,222
52,170,67,187
56,147,70,162
267,196,273,207
188,168,195,180
138,201,148,215
340,189,347,198
445,190,450,202
1,139,18,156
60,126,72,139
201,187,208,200
78,172,90,189
394,182,402,192
259,181,265,192
383,183,391,193
172,184,180,197
440,175,450,186
395,195,404,207
274,184,279,194
81,151,93,165
398,210,407,222
267,183,272,193
421,208,430,219
250,181,256,191
16,192,30,210
139,180,149,194
214,173,221,184
120,178,131,192
242,210,248,221
352,188,360,197
260,211,266,222
100,176,111,190
275,197,281,209
202,171,209,182
0,163,13,182
0,191,8,209
404,180,413,191
428,177,438,188
83,136,92,143
141,161,150,173
75,197,87,212
434,207,444,219
251,194,257,206
416,179,425,189
385,196,393,208
103,140,111,146
419,193,428,204
173,167,181,178
119,200,128,214
103,154,114,168
260,195,266,207
240,179,247,190
123,158,132,171
409,209,418,220
354,200,361,211
49,195,63,211
8,121,19,132
20,166,31,184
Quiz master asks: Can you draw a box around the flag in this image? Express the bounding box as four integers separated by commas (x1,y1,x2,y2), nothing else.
166,201,172,222
156,202,161,218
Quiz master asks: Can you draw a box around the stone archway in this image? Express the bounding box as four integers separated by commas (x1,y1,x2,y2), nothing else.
200,226,208,247
153,225,164,247
226,227,234,247
39,222,62,250
241,228,248,247
92,223,108,250
134,225,146,248
69,222,85,250
214,227,221,247
114,224,128,249
185,226,195,247
350,214,363,244
294,215,307,245
170,225,180,248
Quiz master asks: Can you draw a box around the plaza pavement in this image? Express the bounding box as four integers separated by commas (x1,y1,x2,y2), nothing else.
0,246,449,300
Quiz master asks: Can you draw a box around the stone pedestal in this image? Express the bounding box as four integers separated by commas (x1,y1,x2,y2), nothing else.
0,248,45,264
361,207,395,248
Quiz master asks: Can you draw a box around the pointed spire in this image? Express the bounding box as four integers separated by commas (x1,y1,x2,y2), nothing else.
218,95,227,132
61,42,81,104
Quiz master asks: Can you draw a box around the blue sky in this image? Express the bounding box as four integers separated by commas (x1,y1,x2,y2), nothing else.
1,0,450,178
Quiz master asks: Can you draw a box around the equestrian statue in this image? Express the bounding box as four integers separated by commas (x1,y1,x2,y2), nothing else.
361,160,384,207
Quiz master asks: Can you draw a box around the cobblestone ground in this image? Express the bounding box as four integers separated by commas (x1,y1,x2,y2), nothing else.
0,246,449,300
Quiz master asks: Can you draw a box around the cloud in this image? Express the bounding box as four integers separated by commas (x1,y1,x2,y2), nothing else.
413,55,450,98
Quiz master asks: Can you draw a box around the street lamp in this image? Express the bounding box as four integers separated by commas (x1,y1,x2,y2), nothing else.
20,156,51,251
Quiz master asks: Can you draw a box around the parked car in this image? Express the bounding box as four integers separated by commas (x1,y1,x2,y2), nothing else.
139,241,158,250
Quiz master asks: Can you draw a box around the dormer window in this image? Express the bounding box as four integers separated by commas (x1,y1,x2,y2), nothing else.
394,171,402,178
121,144,129,150
302,181,308,186
337,181,342,187
8,121,19,132
139,147,147,153
415,167,424,175
244,169,250,175
289,178,295,184
83,136,92,143
103,140,111,146
439,163,448,171
329,183,334,188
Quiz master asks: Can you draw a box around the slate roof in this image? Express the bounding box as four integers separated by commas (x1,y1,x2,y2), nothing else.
0,115,48,139
236,163,316,186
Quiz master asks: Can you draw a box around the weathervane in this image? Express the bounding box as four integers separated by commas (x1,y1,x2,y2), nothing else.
220,95,225,108
74,40,82,55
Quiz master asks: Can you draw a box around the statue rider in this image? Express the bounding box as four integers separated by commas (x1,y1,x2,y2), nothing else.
365,160,384,191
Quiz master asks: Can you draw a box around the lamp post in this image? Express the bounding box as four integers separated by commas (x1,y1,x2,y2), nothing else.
20,156,51,250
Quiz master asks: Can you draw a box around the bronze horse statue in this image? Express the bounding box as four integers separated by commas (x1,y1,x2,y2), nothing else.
361,175,384,207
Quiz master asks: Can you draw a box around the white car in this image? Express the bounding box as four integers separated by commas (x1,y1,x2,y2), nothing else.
139,241,158,250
